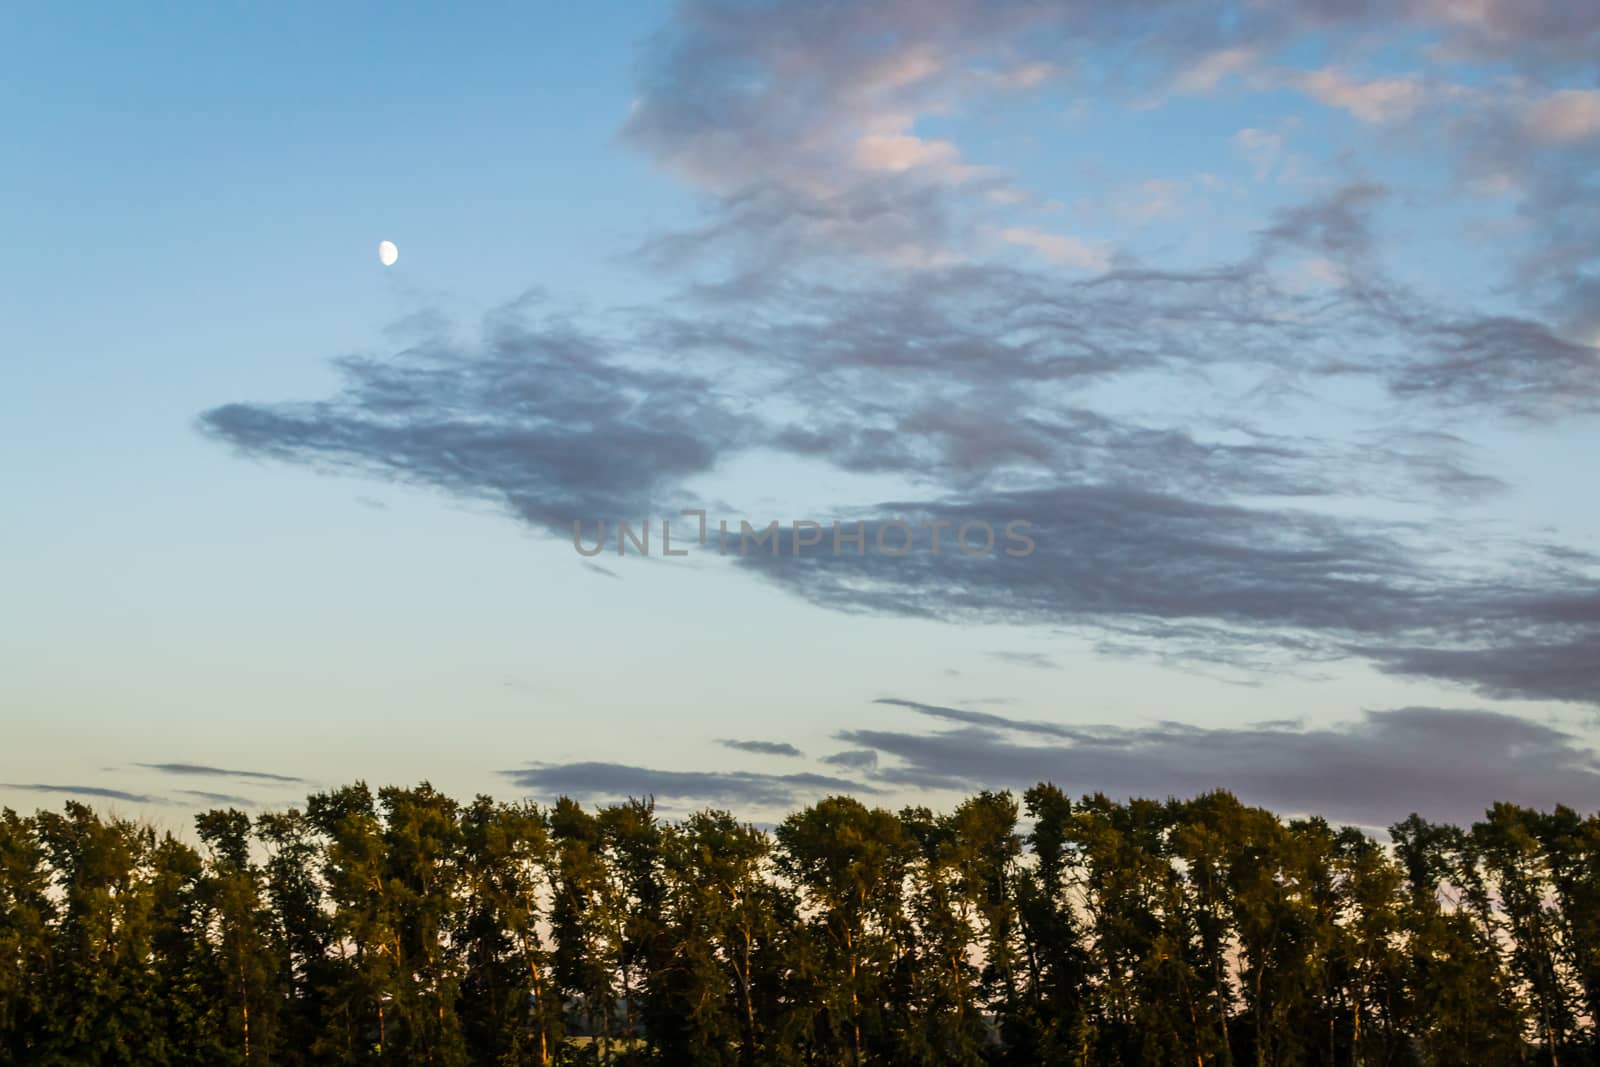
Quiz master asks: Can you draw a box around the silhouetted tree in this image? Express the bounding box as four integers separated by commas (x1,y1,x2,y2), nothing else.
3,783,1597,1064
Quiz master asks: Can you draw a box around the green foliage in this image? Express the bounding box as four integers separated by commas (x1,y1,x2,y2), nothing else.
2,787,1598,1065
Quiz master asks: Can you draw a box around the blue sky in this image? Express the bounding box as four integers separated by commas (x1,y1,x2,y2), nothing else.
4,0,1599,831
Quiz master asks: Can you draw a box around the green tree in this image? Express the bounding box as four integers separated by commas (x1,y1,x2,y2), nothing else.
548,797,620,1054
1474,804,1578,1064
458,796,561,1066
1536,807,1600,1059
776,795,914,1065
305,782,397,1062
0,810,53,1065
255,807,336,1064
1011,784,1091,1066
195,808,285,1065
376,783,470,1065
1390,813,1527,1065
33,804,171,1064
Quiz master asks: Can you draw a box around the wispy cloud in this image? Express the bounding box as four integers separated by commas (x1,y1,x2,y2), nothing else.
1523,89,1600,143
4,783,164,804
719,739,805,757
138,763,305,784
176,789,256,807
501,762,874,808
843,702,1600,827
1288,68,1427,123
200,1,1600,718
988,651,1060,670
996,227,1110,271
820,749,880,770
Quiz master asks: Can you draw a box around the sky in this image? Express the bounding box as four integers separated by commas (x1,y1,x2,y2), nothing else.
3,0,1599,833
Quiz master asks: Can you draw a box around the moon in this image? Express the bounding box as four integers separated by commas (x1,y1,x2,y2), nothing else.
378,240,399,267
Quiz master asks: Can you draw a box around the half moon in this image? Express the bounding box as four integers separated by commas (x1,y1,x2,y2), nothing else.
378,240,399,267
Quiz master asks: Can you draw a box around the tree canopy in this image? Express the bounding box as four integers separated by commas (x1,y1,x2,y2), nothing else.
2,784,1598,1065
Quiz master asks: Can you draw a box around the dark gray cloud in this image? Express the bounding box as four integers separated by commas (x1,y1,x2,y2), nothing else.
501,761,875,807
1261,182,1389,260
820,749,880,770
719,739,804,757
875,698,1104,741
841,702,1600,827
1361,639,1600,706
1395,0,1600,66
1360,311,1600,419
647,185,1599,428
4,783,164,804
176,789,256,807
199,260,1600,705
198,6,1600,716
200,304,750,531
138,762,305,784
738,489,1600,704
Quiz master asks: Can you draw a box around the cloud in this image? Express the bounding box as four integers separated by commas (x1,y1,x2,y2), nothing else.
500,762,875,808
176,789,256,807
1233,127,1284,178
1260,181,1389,259
1373,313,1600,418
736,488,1600,704
137,762,305,784
203,188,1598,703
1411,0,1600,66
719,739,805,757
1289,67,1427,123
841,702,1600,827
3,783,163,804
997,227,1110,270
198,6,1600,716
975,61,1062,90
988,650,1060,669
201,303,749,531
1524,89,1600,143
820,749,880,770
1116,178,1183,223
876,698,1119,741
854,133,987,183
1173,46,1260,93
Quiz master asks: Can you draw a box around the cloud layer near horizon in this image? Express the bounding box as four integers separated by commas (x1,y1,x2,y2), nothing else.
840,699,1600,829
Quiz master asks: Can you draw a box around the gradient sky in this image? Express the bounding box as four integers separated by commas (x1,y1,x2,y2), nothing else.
4,0,1599,833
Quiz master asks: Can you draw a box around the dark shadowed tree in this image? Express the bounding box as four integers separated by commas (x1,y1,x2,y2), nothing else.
0,810,53,1065
776,795,914,1066
194,808,285,1065
457,795,560,1066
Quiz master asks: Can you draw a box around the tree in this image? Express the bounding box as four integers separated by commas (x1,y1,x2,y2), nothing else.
1474,804,1578,1064
458,796,560,1066
1390,813,1527,1065
194,808,285,1065
548,796,620,1054
33,803,171,1063
7,782,1595,1064
1012,784,1091,1066
0,810,54,1065
776,795,914,1065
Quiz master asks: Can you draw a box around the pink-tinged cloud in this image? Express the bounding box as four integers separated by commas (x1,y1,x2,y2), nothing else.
1173,46,1259,93
997,227,1109,270
1523,89,1600,142
1292,68,1426,123
854,133,964,174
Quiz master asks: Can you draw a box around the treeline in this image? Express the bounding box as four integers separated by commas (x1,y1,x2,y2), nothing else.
2,785,1599,1066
